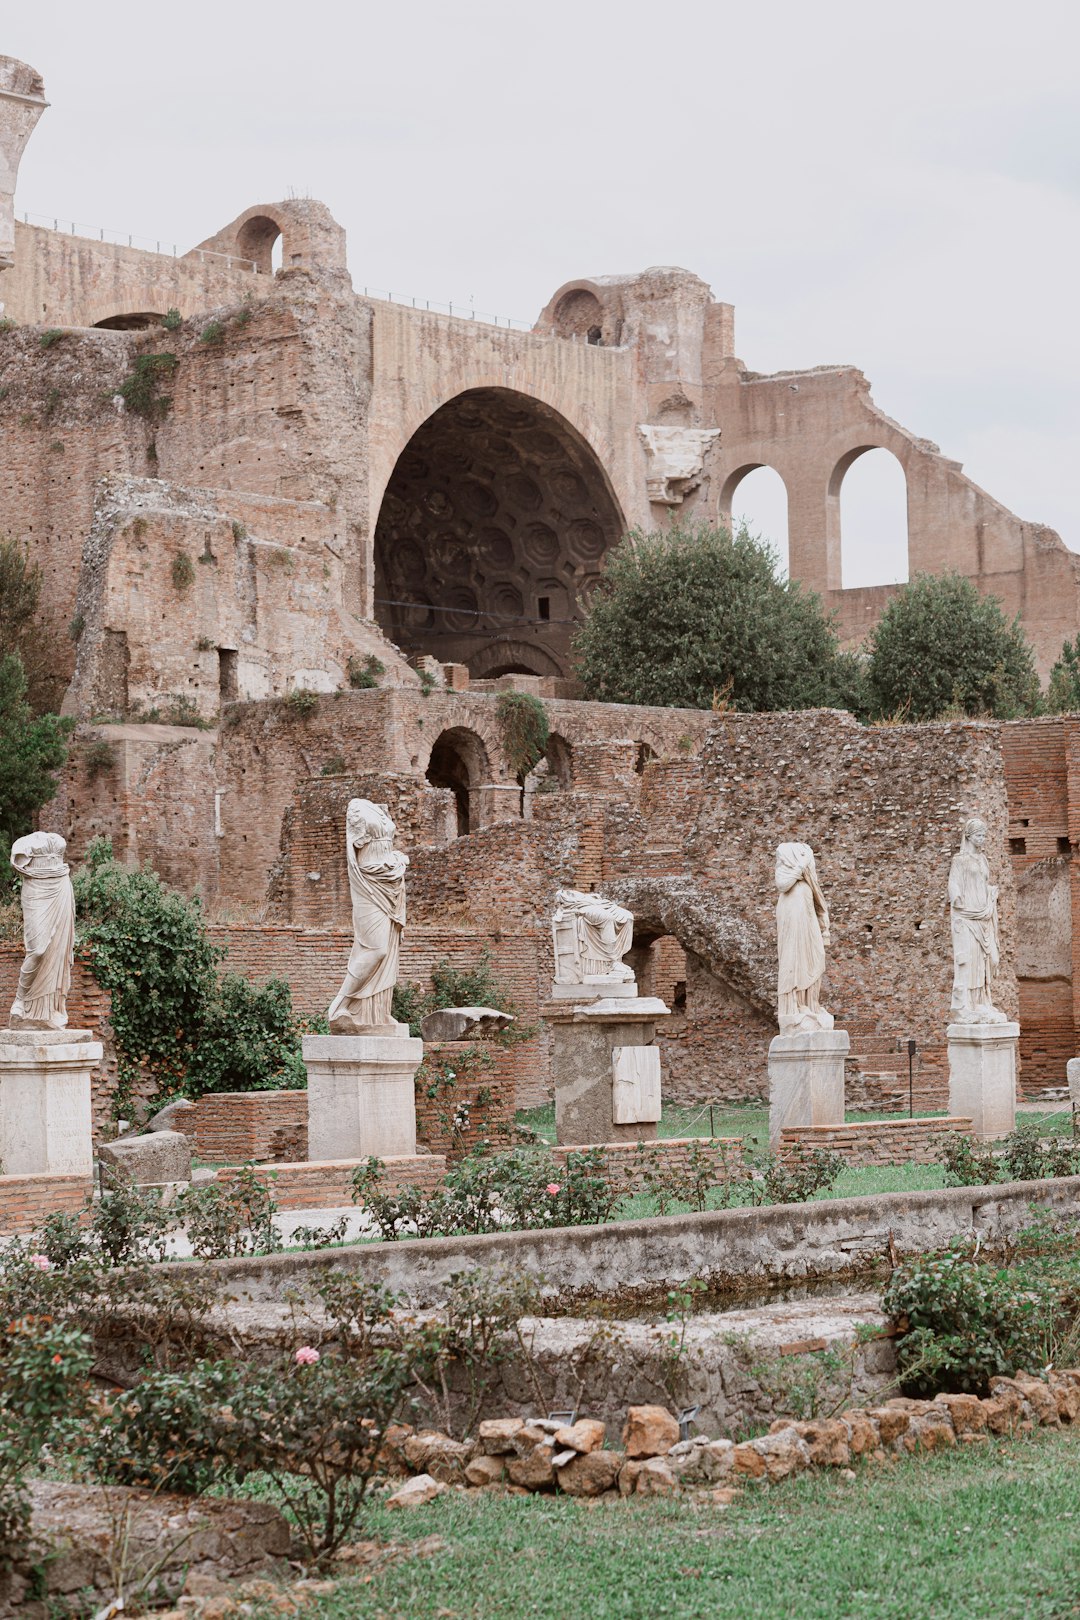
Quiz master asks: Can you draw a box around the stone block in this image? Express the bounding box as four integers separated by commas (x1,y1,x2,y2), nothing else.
387,1474,447,1509
98,1129,192,1189
465,1454,506,1487
144,1097,197,1137
611,1046,661,1124
947,1022,1019,1139
506,1446,555,1489
553,1418,607,1454
402,1431,474,1483
767,1029,848,1147
0,1029,101,1176
478,1418,524,1455
554,1449,622,1496
303,1032,421,1160
546,999,668,1146
621,1404,680,1458
634,1456,678,1496
419,1007,514,1042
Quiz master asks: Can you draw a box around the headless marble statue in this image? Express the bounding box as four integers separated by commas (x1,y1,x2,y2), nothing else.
8,831,75,1030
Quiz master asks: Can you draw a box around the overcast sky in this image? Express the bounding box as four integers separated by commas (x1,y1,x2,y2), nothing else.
7,0,1079,589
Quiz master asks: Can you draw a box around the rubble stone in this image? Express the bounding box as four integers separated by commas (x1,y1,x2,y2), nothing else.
621,1404,680,1458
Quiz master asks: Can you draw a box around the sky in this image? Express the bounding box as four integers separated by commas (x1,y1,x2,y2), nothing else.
6,0,1080,589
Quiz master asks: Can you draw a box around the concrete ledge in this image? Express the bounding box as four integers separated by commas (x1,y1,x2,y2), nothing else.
160,1171,1080,1307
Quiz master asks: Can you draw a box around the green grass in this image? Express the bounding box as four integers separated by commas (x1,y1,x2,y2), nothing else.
269,1427,1080,1620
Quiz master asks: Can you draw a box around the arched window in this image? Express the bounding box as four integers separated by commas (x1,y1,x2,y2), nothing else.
833,447,909,589
234,214,284,275
721,464,790,576
425,727,489,837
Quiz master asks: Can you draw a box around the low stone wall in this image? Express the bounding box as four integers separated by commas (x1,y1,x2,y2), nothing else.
780,1117,972,1166
0,1172,94,1235
179,1171,1080,1308
217,1154,447,1210
194,1091,308,1164
551,1137,744,1196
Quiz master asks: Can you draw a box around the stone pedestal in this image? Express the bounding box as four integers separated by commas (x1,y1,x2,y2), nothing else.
948,1022,1019,1140
0,1028,100,1176
768,1029,849,1148
1068,1057,1080,1132
303,1026,422,1161
544,996,669,1146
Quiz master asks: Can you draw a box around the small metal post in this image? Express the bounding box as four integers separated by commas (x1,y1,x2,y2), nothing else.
907,1038,917,1118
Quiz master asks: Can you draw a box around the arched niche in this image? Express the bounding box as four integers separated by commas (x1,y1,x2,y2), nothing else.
720,463,790,576
831,446,909,589
234,214,284,275
93,312,166,331
425,726,490,837
374,388,625,679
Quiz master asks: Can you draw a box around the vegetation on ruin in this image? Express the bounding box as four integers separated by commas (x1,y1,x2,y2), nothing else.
286,687,320,716
864,572,1040,721
392,950,524,1037
199,318,226,345
1046,636,1080,712
162,307,183,331
0,655,72,882
495,690,550,780
74,839,305,1112
117,351,178,421
38,327,65,348
170,550,196,592
0,533,69,711
573,521,859,713
347,652,386,689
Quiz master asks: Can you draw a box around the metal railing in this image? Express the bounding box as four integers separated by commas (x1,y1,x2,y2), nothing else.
360,285,533,331
19,211,256,270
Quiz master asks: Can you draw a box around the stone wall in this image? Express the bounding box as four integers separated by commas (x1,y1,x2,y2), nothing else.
779,1117,972,1167
0,1172,92,1235
223,1153,446,1211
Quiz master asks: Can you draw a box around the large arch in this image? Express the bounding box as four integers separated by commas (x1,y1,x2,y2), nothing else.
830,445,909,589
373,387,626,678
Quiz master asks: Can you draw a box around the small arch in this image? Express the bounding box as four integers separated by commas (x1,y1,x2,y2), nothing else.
425,726,490,837
552,288,605,342
634,741,658,775
721,463,790,576
831,446,909,589
93,312,166,331
234,214,284,275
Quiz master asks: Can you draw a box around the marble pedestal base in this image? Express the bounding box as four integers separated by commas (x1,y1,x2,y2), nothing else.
544,996,669,1146
303,1028,422,1161
1068,1057,1080,1128
0,1028,100,1175
947,1022,1019,1140
768,1029,849,1148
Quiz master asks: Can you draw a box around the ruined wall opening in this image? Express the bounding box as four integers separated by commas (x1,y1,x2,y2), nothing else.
425,726,489,838
833,446,909,589
523,731,573,817
234,214,284,275
93,312,165,330
374,387,625,679
723,463,790,576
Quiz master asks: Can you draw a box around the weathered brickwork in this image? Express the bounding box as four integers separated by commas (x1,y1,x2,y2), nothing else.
780,1117,972,1167
415,1041,520,1158
193,1091,308,1165
549,1137,744,1197
226,1154,446,1211
0,1173,93,1235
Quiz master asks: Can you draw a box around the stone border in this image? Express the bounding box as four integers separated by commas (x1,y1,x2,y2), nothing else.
152,1171,1080,1306
387,1370,1080,1504
780,1117,971,1166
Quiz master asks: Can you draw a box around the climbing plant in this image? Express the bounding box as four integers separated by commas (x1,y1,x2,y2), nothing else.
495,691,549,782
117,352,178,421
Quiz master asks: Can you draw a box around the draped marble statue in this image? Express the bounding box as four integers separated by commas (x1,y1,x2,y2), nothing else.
949,817,1007,1024
327,800,409,1034
774,841,834,1033
8,831,76,1030
552,889,635,986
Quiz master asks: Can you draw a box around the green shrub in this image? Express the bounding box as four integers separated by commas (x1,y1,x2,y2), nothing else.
0,1316,92,1557
0,653,72,870
176,1166,281,1260
91,1182,173,1267
199,319,225,345
118,352,178,421
346,653,385,690
495,690,549,780
87,1360,240,1495
865,572,1040,721
320,755,346,776
937,1132,1001,1187
634,1139,743,1213
162,308,182,331
184,974,301,1099
1001,1120,1080,1182
745,1144,843,1205
285,687,319,717
882,1244,1044,1394
574,521,859,713
38,328,65,349
83,735,114,778
171,552,195,592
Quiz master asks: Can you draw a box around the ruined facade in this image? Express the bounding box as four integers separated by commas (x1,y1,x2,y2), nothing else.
3,57,1079,1107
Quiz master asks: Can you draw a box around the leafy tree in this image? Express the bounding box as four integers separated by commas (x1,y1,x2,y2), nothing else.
0,653,72,873
573,521,858,712
0,537,66,712
183,972,302,1099
864,572,1040,721
1046,638,1080,713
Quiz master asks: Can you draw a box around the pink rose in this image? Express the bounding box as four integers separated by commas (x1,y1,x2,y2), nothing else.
29,1254,51,1272
546,1184,561,1196
294,1346,320,1365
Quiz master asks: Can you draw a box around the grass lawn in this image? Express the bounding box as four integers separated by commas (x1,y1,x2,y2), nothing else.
279,1427,1080,1620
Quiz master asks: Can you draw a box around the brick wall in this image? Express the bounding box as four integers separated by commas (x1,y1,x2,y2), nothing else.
222,1154,446,1211
550,1137,744,1197
415,1041,519,1158
193,1091,308,1164
779,1116,972,1167
0,1173,93,1236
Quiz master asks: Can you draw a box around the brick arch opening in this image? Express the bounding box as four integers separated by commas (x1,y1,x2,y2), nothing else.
93,312,166,331
720,462,790,575
234,214,284,275
830,445,909,589
373,387,625,679
425,726,491,837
